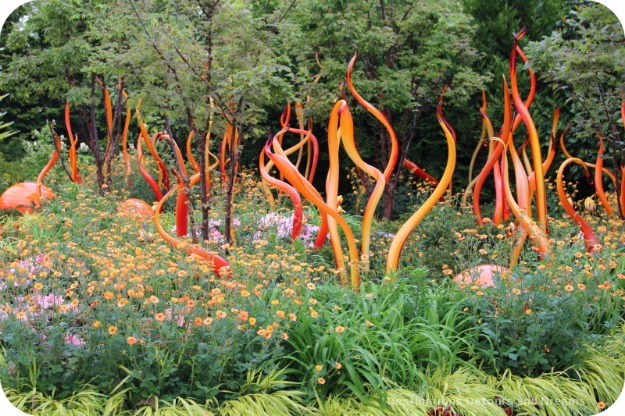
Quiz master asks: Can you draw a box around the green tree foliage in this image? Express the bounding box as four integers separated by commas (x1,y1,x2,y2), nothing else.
86,0,299,133
288,0,490,217
0,3,49,160
525,1,625,210
0,0,300,199
463,0,569,58
0,0,300,140
461,0,571,159
1,0,621,217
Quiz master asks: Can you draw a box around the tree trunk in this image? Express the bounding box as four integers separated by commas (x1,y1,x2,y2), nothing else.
88,74,106,194
382,184,396,219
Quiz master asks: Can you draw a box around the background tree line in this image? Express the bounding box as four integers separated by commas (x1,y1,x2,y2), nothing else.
0,0,623,218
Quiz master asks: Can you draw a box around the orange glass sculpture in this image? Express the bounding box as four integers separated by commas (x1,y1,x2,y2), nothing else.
118,198,154,220
0,182,55,213
453,264,510,288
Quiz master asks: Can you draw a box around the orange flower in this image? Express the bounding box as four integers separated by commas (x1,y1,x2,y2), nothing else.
33,283,43,291
276,310,285,319
154,312,166,322
288,313,297,321
335,326,345,333
238,310,249,321
147,295,159,304
564,285,574,292
194,317,203,326
108,325,118,335
315,365,323,371
103,291,114,300
215,310,227,319
126,336,138,345
317,377,326,385
257,329,272,339
203,317,213,326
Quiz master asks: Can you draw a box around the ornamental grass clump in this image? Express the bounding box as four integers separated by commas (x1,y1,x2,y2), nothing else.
281,270,484,405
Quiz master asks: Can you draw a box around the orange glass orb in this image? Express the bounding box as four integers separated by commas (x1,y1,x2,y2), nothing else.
0,182,55,213
453,264,510,288
118,198,154,220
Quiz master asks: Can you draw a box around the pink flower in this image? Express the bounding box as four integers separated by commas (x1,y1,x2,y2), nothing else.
33,294,64,310
65,333,84,346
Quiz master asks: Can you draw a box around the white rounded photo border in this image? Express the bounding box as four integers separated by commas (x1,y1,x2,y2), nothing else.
0,0,623,415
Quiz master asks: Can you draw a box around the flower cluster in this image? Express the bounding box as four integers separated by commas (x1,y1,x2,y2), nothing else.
254,212,320,246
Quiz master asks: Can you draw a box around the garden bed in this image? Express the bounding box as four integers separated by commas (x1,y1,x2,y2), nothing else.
1,175,623,415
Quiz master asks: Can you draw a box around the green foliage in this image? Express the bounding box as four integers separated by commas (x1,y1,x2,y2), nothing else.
390,194,510,276
0,94,16,141
219,370,310,416
0,174,624,413
0,132,60,193
282,271,483,405
0,152,23,193
0,93,21,191
494,370,598,416
4,387,109,416
463,239,625,376
524,2,625,187
462,0,569,57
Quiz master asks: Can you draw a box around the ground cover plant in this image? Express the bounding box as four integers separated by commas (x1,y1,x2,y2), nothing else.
1,1,625,415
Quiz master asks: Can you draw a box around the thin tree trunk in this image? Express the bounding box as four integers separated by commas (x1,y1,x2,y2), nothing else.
88,74,106,194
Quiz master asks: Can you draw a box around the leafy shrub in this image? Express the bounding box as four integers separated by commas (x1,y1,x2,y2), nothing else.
392,197,511,278
463,247,625,376
0,131,61,193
